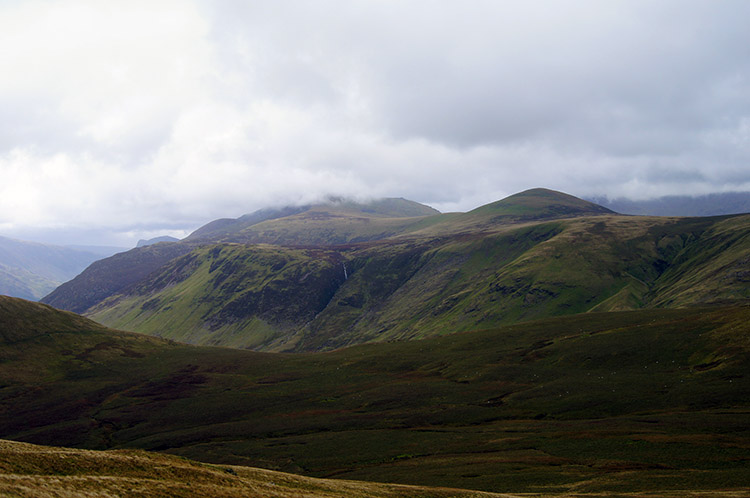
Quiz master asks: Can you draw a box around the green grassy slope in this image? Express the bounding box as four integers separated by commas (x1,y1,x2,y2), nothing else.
467,188,615,219
1,296,748,494
185,198,441,245
42,242,192,313
86,212,750,352
41,189,613,317
88,244,348,350
645,214,750,306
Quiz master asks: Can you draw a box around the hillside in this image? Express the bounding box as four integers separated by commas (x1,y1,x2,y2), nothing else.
40,190,625,349
41,189,750,351
184,197,441,245
0,440,503,498
42,241,192,313
79,211,750,352
0,235,107,300
467,188,615,220
0,295,748,495
136,235,180,247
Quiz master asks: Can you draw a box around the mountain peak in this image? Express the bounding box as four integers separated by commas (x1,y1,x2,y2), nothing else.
316,197,440,218
468,188,615,220
136,236,180,248
185,197,439,244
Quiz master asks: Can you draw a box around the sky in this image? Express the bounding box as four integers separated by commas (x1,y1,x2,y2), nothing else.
1,0,749,246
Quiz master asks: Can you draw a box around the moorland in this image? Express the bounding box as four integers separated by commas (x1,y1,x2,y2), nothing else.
1,188,748,496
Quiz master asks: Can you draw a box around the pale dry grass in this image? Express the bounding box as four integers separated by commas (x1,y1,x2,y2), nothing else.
0,440,511,498
1,440,746,498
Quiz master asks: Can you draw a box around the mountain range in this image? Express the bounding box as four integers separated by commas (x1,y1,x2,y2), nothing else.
0,236,120,301
590,191,750,216
3,187,749,496
42,188,750,352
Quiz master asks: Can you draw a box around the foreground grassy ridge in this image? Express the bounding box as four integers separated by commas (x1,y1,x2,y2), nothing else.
0,439,508,498
86,212,750,352
1,297,748,494
2,441,744,498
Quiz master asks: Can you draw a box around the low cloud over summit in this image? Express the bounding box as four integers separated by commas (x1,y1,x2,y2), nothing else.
2,0,750,245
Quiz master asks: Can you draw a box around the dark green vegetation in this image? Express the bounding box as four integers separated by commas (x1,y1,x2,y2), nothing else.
1,296,748,495
43,189,750,352
0,235,107,300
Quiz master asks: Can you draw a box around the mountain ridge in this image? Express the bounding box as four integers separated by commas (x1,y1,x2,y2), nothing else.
185,197,441,244
590,190,750,217
41,189,750,352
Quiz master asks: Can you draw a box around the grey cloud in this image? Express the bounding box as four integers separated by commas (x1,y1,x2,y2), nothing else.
2,0,750,246
358,1,750,155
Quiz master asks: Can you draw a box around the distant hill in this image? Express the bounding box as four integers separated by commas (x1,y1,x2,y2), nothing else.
65,244,128,257
1,295,748,495
40,189,750,352
0,236,107,300
41,242,192,313
184,197,441,245
85,211,750,352
590,191,750,216
136,235,180,247
469,187,615,219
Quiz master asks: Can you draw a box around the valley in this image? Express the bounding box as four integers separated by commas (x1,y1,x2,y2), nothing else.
42,189,750,352
0,296,747,495
0,236,116,301
2,188,748,496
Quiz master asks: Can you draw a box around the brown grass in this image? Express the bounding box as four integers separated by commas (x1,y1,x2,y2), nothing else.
1,439,747,498
0,439,511,498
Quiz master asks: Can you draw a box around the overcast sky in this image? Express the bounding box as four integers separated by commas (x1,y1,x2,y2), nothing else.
2,0,749,246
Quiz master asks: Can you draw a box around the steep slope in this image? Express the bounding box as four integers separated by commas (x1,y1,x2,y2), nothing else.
85,213,750,351
89,244,348,349
40,197,441,312
0,235,106,300
42,242,192,313
1,296,748,494
644,214,750,307
38,189,750,352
